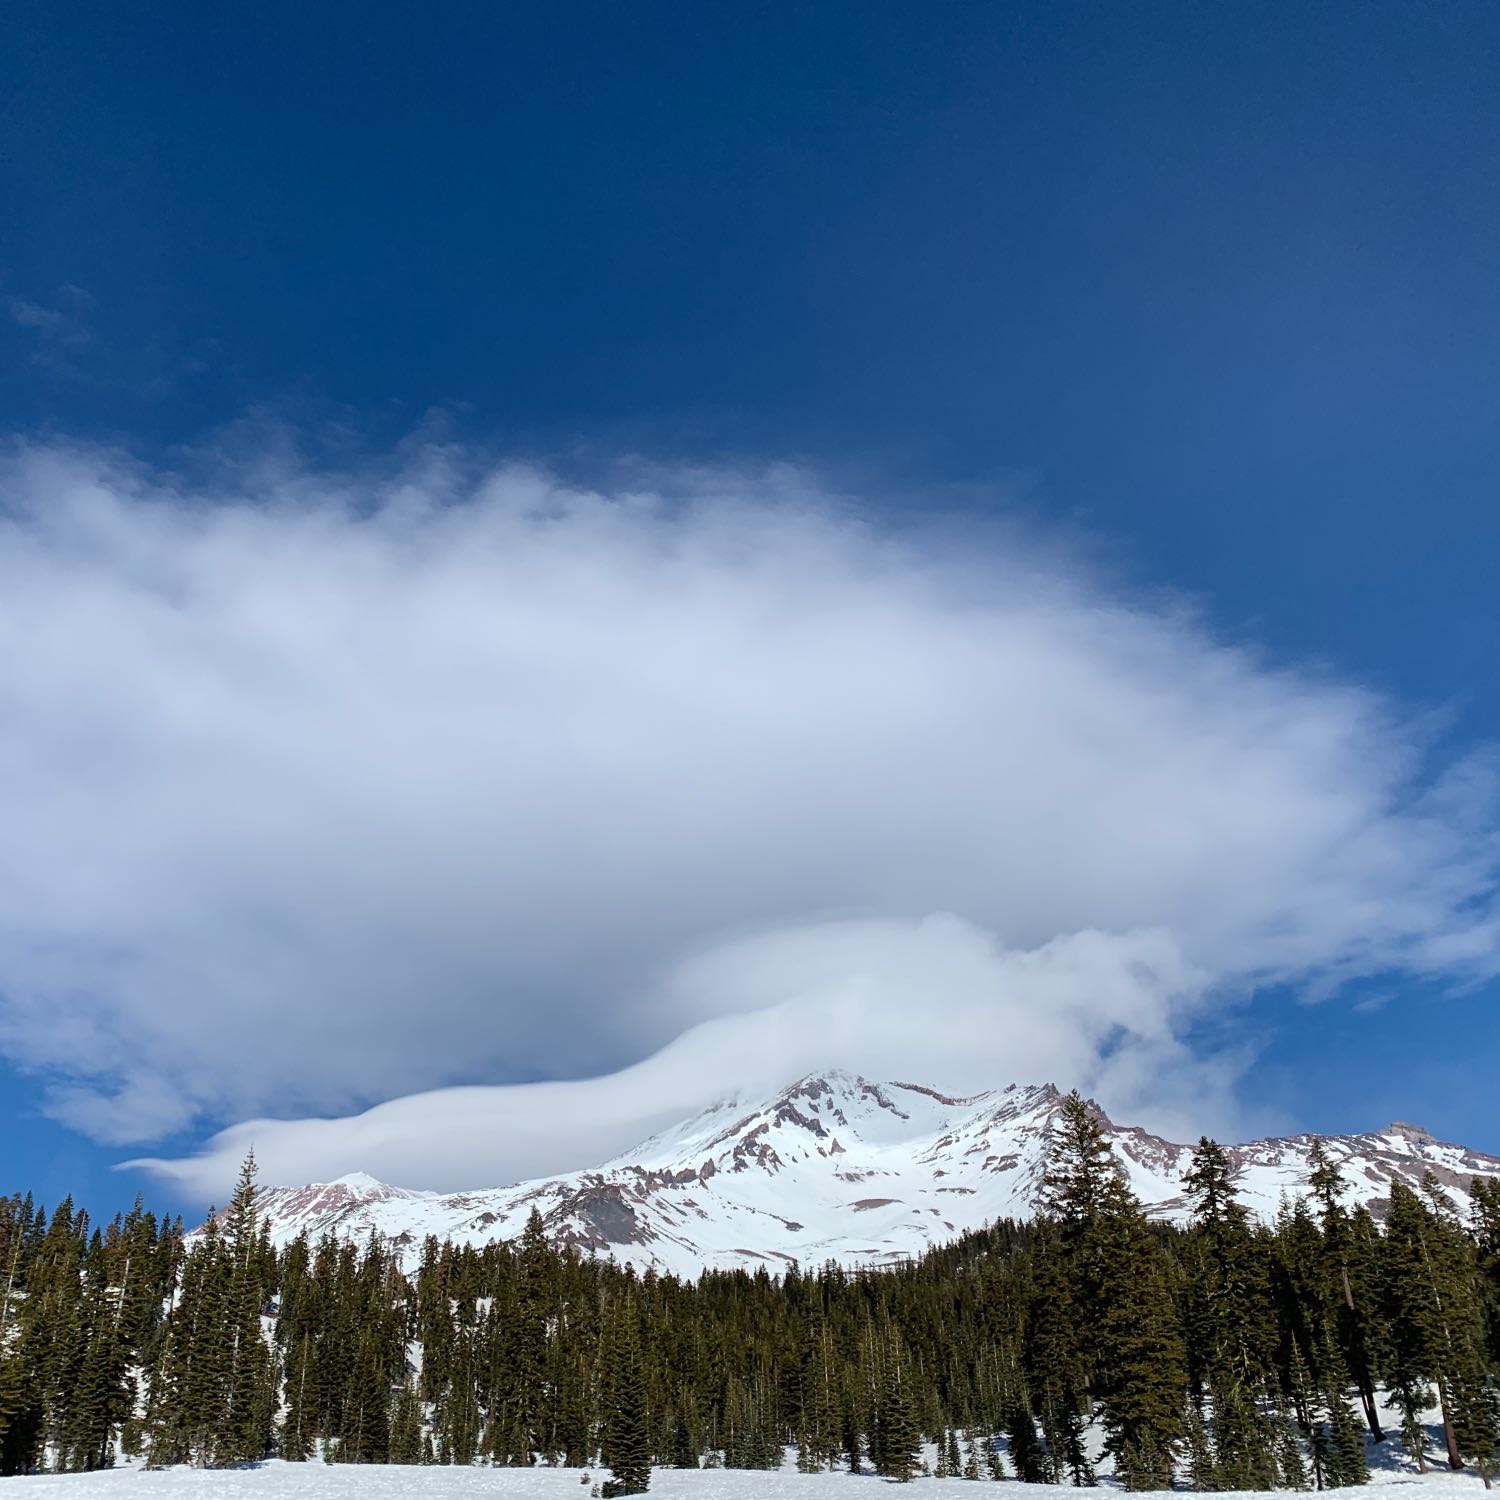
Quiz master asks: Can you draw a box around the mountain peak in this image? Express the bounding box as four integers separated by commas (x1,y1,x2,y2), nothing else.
329,1170,387,1191
241,1072,1500,1278
777,1067,877,1098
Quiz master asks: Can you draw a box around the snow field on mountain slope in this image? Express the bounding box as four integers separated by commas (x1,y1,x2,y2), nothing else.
241,1074,1500,1282
621,1079,1054,1264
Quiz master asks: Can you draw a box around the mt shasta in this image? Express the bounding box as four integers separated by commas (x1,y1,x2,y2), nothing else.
242,1071,1500,1278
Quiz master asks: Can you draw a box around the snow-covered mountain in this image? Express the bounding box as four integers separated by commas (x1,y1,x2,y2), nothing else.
241,1071,1500,1278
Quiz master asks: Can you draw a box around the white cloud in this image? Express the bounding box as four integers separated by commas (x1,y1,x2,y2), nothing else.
131,917,1225,1197
0,436,1495,1198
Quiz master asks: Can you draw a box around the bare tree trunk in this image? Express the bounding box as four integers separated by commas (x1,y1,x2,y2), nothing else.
1412,1221,1465,1470
1437,1379,1464,1471
1340,1263,1385,1440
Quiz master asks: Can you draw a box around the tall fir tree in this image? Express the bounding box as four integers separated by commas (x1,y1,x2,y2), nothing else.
1183,1138,1278,1489
1383,1177,1488,1473
281,1330,321,1461
1307,1141,1386,1440
1091,1172,1187,1491
1042,1094,1184,1491
601,1291,651,1496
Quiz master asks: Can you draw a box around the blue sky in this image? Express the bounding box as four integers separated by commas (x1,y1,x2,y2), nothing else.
3,2,1498,1218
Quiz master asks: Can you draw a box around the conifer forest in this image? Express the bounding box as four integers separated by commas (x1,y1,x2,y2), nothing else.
3,1096,1500,1494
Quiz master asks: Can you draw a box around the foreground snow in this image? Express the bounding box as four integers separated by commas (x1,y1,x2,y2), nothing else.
12,1392,1479,1496
7,1446,1492,1500
1,1472,1488,1499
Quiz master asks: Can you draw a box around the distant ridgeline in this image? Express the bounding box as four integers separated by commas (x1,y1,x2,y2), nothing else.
3,1093,1500,1495
230,1074,1500,1277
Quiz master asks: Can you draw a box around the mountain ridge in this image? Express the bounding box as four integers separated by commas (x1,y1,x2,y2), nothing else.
237,1070,1500,1278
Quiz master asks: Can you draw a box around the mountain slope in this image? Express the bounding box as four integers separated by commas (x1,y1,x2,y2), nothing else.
242,1071,1500,1277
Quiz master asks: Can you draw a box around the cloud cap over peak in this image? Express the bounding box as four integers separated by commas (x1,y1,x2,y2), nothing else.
0,437,1495,1191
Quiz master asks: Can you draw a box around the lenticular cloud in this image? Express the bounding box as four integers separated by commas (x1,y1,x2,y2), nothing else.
0,436,1495,1193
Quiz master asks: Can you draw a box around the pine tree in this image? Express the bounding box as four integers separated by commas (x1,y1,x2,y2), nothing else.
0,1200,32,1473
1183,1138,1279,1489
550,1335,593,1467
390,1377,424,1464
222,1150,274,1464
1184,1400,1216,1490
1040,1091,1120,1238
1307,1142,1386,1441
1273,1405,1311,1491
0,1336,42,1476
935,1426,954,1476
1005,1398,1047,1483
281,1330,321,1461
1091,1172,1186,1490
872,1325,921,1481
64,1242,139,1473
1023,1227,1095,1484
1382,1176,1487,1473
963,1430,983,1480
1317,1337,1368,1489
668,1397,699,1469
488,1207,551,1466
341,1323,392,1462
601,1293,650,1496
1474,1179,1500,1367
153,1215,233,1466
794,1313,839,1471
1452,1373,1500,1488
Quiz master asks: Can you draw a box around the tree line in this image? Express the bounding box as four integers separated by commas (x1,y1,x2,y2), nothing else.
2,1094,1499,1493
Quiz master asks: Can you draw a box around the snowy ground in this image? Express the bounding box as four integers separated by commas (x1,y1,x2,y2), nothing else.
0,1469,1489,1500
8,1397,1487,1498
6,1441,1491,1500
